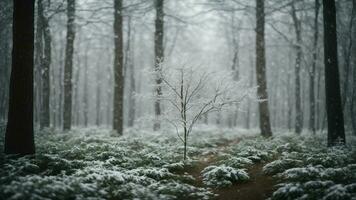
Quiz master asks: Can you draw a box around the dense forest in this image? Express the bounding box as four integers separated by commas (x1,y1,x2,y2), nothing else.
0,0,355,199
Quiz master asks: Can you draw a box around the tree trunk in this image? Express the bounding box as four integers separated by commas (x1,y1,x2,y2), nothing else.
246,56,254,129
0,0,12,123
126,16,136,127
309,0,320,134
39,0,51,129
351,0,356,136
291,2,303,134
63,0,76,131
5,0,35,154
113,0,124,135
255,0,272,137
322,0,345,146
153,0,164,131
95,62,101,126
34,0,43,128
83,47,89,127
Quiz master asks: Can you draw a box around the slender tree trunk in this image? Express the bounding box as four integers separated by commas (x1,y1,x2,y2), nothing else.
291,2,303,134
246,57,254,129
309,0,320,134
40,0,51,129
255,0,272,137
323,0,345,146
0,0,12,123
5,0,35,154
58,40,64,127
73,57,80,126
63,0,76,131
153,0,164,131
34,0,43,129
126,16,136,127
287,71,293,130
113,0,124,135
83,48,89,127
341,1,355,108
351,0,356,136
95,62,101,126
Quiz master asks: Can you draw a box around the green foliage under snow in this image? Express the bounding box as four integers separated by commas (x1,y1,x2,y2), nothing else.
201,165,249,188
1,128,355,199
257,133,356,200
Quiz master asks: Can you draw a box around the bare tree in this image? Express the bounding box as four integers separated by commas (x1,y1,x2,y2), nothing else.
159,66,250,160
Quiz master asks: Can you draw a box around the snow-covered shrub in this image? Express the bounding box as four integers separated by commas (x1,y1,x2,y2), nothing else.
271,181,333,200
321,164,356,184
304,148,351,167
278,166,323,182
323,184,352,200
271,183,305,200
271,181,356,200
263,158,303,175
219,156,253,168
149,180,214,200
163,162,186,172
201,165,249,188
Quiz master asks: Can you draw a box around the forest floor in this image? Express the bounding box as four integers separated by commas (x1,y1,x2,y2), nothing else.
184,138,278,200
0,126,355,200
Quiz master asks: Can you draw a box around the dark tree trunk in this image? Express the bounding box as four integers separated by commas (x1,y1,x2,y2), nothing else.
153,0,164,131
113,0,124,135
322,0,345,146
291,2,303,134
310,0,320,134
63,0,76,131
255,0,272,137
39,0,51,129
5,0,35,154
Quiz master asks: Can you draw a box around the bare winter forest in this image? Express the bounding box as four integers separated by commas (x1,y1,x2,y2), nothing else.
0,0,356,199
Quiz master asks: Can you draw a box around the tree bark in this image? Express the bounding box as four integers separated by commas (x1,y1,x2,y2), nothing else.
350,0,356,136
5,0,35,154
39,0,51,129
113,0,124,135
255,0,272,137
0,0,12,123
95,62,101,126
153,0,164,131
322,0,346,146
83,47,89,127
291,2,303,134
63,0,76,131
309,0,320,134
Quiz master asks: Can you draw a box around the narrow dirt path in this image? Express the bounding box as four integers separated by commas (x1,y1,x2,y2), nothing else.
184,138,277,200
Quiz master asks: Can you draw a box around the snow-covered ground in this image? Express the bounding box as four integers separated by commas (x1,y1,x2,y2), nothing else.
0,127,355,199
